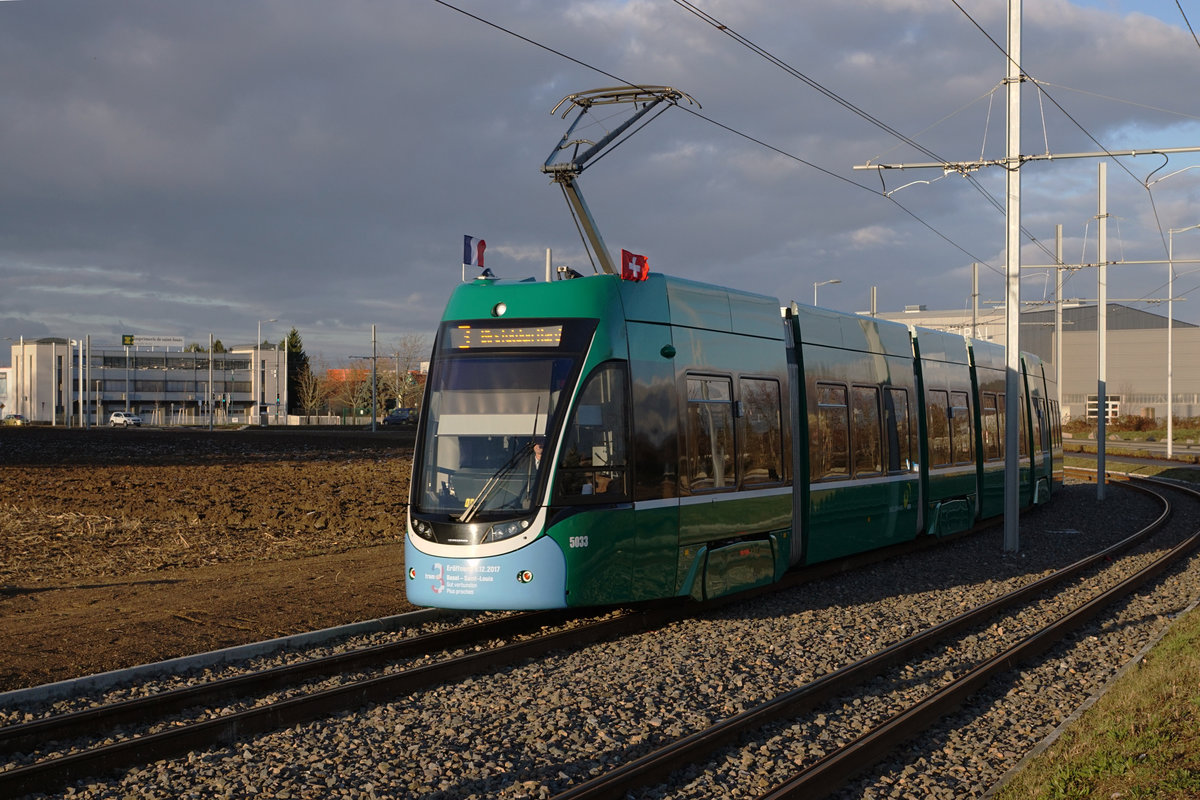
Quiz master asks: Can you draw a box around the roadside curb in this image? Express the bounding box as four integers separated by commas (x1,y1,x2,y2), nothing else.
0,607,446,706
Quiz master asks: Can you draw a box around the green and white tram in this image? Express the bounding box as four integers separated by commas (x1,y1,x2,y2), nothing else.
404,271,1063,610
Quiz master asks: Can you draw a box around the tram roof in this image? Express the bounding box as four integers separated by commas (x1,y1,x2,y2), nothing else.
619,273,784,341
793,304,913,357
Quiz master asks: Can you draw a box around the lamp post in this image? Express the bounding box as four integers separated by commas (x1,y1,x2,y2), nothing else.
1167,225,1200,459
4,336,23,419
813,278,841,306
68,339,79,428
256,318,277,425
18,335,25,420
208,332,215,432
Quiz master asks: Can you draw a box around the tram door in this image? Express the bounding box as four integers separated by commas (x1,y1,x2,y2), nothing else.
627,326,680,600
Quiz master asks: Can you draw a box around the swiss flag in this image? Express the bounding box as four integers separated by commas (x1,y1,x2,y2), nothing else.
620,249,649,282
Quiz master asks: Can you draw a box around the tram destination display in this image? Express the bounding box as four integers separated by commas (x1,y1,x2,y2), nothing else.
449,324,563,349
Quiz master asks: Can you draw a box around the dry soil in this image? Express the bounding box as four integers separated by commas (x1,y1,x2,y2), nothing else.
0,426,419,692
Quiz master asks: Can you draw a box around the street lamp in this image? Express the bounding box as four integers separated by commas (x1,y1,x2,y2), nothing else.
5,336,25,419
1168,225,1200,459
256,318,277,425
208,332,215,432
813,278,841,306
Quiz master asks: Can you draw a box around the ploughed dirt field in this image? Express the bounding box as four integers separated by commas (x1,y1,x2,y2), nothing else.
0,426,420,692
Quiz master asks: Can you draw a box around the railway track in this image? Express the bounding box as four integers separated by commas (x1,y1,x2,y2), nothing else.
2,474,1190,798
0,605,690,797
0,503,1008,798
549,474,1200,799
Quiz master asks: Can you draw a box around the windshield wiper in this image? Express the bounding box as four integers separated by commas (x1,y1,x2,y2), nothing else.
456,443,534,524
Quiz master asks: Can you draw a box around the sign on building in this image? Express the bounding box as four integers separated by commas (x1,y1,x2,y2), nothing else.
121,335,185,349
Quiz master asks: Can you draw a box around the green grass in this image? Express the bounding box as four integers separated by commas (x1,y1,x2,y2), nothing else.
1063,438,1200,467
994,607,1200,799
1073,428,1200,444
1064,455,1200,485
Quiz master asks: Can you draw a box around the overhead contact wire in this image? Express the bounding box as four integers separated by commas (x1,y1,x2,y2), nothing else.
432,0,995,270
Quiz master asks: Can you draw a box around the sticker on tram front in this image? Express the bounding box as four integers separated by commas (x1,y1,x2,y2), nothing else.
404,536,568,609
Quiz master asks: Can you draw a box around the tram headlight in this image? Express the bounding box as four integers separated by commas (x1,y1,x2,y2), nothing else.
411,517,435,540
485,518,530,543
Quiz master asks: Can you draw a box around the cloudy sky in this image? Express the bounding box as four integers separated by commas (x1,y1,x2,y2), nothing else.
2,0,1199,364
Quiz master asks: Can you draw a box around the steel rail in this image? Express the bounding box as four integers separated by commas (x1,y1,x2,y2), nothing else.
0,607,681,797
759,476,1200,799
0,513,984,796
2,468,1132,797
550,478,1170,800
0,609,572,756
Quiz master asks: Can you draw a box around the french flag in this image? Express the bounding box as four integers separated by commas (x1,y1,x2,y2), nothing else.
620,249,649,282
463,235,486,267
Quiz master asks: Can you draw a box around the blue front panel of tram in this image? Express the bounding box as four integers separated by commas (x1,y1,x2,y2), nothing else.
404,535,568,609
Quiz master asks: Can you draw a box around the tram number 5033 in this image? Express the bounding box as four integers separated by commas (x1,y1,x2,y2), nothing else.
569,536,590,549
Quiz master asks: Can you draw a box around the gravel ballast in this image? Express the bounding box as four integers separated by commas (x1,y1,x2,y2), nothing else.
11,479,1200,800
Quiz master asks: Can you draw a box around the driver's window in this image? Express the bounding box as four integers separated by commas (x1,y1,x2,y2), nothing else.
554,363,630,501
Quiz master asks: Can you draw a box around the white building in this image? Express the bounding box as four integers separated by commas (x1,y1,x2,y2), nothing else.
1,337,287,426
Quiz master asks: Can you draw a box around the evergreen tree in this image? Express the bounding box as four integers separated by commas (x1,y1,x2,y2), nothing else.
284,328,310,414
186,340,227,353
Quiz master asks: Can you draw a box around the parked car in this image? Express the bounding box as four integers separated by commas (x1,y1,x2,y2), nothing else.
109,411,143,427
2,413,26,426
381,408,417,426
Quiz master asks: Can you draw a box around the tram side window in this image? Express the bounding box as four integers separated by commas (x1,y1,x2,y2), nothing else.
554,363,630,501
812,383,850,480
996,395,1007,459
982,393,1001,461
1050,400,1062,446
852,385,882,476
1038,398,1051,450
739,378,784,485
1032,398,1042,450
950,391,973,464
1018,395,1030,456
686,376,735,491
927,389,951,467
884,387,912,472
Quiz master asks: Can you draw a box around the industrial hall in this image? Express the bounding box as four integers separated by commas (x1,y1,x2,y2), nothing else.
876,303,1200,422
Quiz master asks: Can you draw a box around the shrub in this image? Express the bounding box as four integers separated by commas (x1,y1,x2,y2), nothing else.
1110,414,1158,432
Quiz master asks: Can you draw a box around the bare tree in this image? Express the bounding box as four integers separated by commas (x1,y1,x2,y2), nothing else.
383,333,430,410
294,363,327,420
326,361,371,419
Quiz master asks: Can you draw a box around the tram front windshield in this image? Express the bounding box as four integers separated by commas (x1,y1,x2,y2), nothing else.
414,352,577,519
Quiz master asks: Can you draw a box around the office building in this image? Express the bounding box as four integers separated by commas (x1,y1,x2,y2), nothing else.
1,337,286,426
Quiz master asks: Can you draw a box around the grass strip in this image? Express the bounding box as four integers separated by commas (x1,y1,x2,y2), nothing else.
995,607,1200,799
1063,456,1200,485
